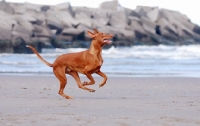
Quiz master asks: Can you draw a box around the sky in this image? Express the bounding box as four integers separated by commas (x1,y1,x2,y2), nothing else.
5,0,200,25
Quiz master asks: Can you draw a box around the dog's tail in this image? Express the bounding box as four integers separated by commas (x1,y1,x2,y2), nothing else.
26,45,53,67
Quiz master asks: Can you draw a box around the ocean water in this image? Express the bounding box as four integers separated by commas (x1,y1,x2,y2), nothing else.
0,45,200,77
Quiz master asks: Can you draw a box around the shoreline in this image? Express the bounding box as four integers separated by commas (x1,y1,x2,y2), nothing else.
0,75,200,125
0,72,200,78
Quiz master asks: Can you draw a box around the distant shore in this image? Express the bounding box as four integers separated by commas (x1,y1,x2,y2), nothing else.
0,75,200,125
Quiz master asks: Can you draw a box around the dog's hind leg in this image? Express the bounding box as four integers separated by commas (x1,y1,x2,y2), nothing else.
67,71,95,92
53,66,73,99
96,70,107,87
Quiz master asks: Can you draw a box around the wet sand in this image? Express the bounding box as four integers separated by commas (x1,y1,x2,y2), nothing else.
0,75,200,126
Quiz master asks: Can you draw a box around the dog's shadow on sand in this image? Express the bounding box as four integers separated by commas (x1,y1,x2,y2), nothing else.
74,96,130,100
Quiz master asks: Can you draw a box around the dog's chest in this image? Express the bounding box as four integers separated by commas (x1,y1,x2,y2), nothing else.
98,60,103,67
90,56,103,72
94,55,103,66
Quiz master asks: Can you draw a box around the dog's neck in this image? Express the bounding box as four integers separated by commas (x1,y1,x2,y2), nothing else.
89,40,102,56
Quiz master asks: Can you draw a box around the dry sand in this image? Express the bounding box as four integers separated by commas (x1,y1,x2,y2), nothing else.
0,75,200,126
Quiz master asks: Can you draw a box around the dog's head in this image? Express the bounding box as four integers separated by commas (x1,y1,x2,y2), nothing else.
87,29,113,46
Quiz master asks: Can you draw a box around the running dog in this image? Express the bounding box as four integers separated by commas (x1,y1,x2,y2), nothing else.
27,29,113,99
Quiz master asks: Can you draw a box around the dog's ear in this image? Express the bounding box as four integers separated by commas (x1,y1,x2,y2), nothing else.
93,29,99,34
87,31,95,38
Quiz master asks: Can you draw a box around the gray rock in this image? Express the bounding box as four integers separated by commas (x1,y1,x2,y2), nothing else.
62,28,84,36
57,11,79,27
1,0,200,52
0,26,12,40
14,13,37,23
120,29,135,38
9,3,26,14
45,10,62,26
52,2,74,16
15,16,34,33
92,18,109,28
193,25,200,35
31,37,51,43
41,5,50,12
158,26,178,40
109,10,129,28
73,7,91,17
27,12,45,25
162,9,198,37
157,18,177,34
23,2,42,12
61,28,85,41
127,10,141,18
140,17,156,34
56,35,73,41
90,8,111,19
128,16,140,22
0,11,17,31
135,6,153,17
11,31,31,44
33,25,53,38
0,0,14,14
75,12,92,28
146,7,159,22
99,0,119,11
13,24,32,35
129,20,148,39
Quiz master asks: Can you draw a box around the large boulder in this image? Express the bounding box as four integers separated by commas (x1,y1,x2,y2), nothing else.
75,12,92,28
0,26,12,40
0,11,17,30
62,28,84,36
146,7,160,22
74,7,110,29
14,13,37,24
158,9,196,38
10,2,42,14
45,10,62,26
11,31,31,45
140,17,157,35
99,0,119,11
24,11,45,25
156,18,178,40
109,10,129,28
92,18,109,28
135,6,153,17
57,11,79,28
33,25,53,38
0,0,14,14
90,8,111,19
14,16,35,33
52,2,74,16
129,20,148,39
9,3,26,14
61,27,85,41
23,2,42,12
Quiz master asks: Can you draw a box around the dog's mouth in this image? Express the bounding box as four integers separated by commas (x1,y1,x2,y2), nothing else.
103,39,112,44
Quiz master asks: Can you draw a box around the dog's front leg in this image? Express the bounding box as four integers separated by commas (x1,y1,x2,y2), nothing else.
67,71,95,92
95,70,107,87
82,71,95,86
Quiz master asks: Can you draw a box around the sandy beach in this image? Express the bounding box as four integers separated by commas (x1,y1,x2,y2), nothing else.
0,74,200,126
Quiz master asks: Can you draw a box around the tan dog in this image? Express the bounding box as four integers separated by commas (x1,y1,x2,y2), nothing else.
27,29,113,99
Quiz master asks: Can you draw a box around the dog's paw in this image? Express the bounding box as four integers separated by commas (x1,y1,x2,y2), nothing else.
99,84,104,88
89,89,95,92
66,96,74,99
82,81,89,86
